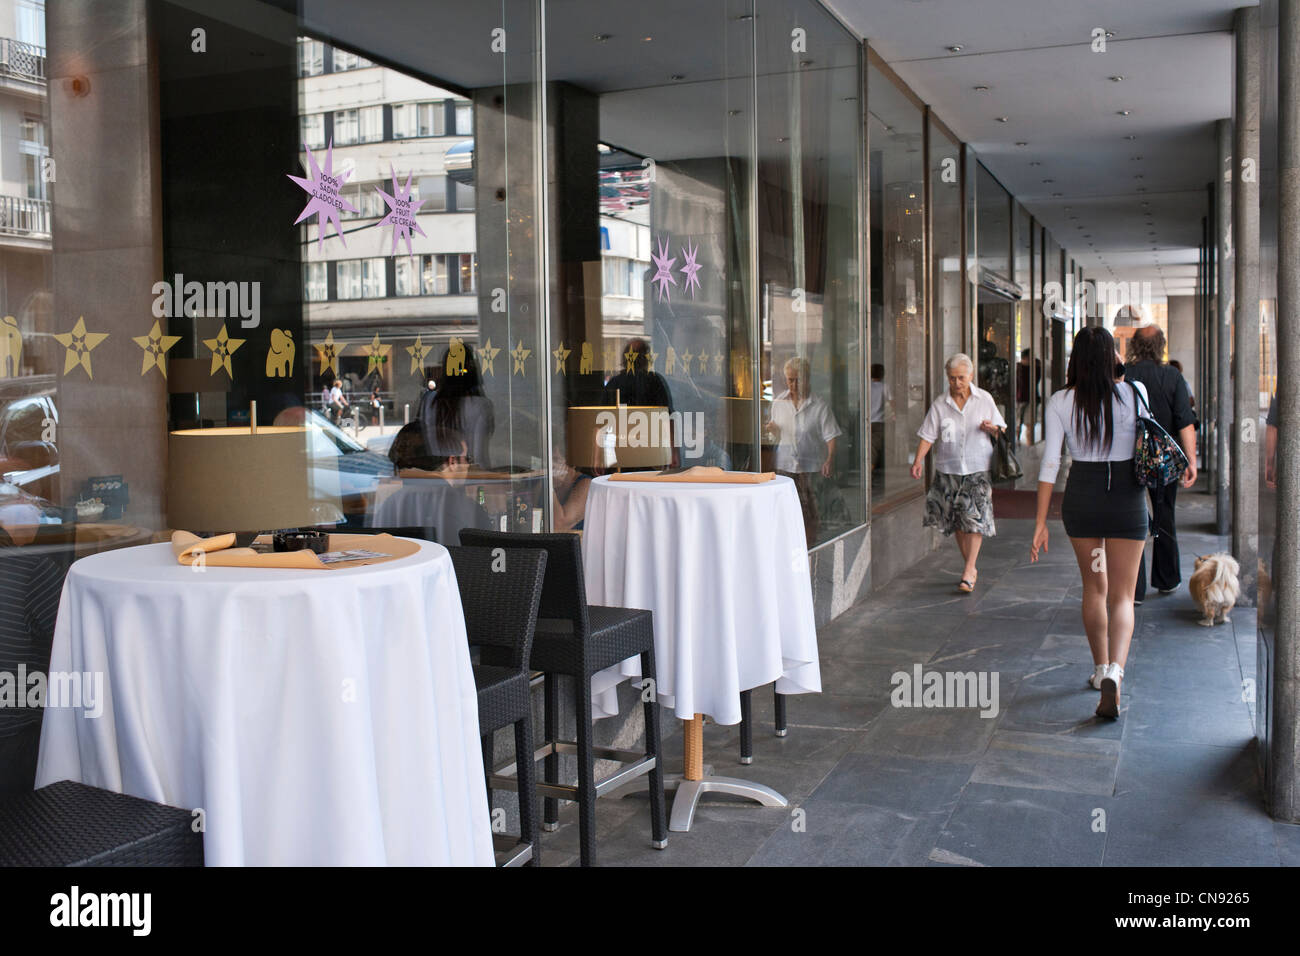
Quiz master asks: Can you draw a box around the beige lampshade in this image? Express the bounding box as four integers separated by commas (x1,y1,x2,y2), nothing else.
566,406,672,469
167,426,326,533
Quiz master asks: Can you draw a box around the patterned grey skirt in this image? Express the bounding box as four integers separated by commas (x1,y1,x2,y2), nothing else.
923,470,996,537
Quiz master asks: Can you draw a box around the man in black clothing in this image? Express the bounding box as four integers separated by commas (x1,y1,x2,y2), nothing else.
1124,324,1199,601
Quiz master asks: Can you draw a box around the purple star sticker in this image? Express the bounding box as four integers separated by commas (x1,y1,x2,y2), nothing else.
650,235,677,303
680,239,702,299
288,140,357,250
376,166,428,256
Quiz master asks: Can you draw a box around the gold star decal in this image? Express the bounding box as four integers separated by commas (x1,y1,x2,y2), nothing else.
680,349,693,374
477,339,501,377
553,341,572,374
624,348,637,373
203,324,245,378
712,351,724,375
314,330,344,377
646,348,658,372
53,317,109,379
364,334,390,376
406,336,432,375
511,340,531,376
132,320,182,378
697,351,709,374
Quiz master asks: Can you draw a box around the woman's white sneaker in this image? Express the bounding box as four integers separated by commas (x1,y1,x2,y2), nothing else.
1088,664,1107,690
1096,662,1123,719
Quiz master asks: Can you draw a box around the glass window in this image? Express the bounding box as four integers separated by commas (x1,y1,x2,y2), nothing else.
868,60,926,508
19,114,44,146
332,48,371,71
416,175,447,212
454,102,472,136
459,254,476,294
297,38,323,76
930,118,963,417
423,255,448,295
975,162,1014,426
454,180,475,211
333,108,359,145
16,0,44,47
300,113,325,149
358,106,383,143
336,260,362,300
394,256,419,296
361,258,386,298
304,262,328,301
754,3,864,543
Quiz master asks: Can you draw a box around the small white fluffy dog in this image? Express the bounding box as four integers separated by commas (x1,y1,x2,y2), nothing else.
1189,553,1240,626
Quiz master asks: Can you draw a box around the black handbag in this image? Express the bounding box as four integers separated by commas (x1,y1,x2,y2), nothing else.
990,429,1023,481
1130,383,1189,488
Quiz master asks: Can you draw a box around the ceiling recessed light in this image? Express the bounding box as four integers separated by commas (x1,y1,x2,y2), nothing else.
1029,161,1042,167
1124,135,1138,140
1109,75,1124,82
1134,174,1144,179
1130,156,1143,161
670,74,685,80
1137,187,1147,192
1042,178,1055,184
642,35,653,42
1105,30,1116,38
1052,192,1063,197
735,13,753,20
1117,110,1131,116
973,84,990,91
728,109,742,116
947,44,963,53
778,136,789,143
1016,141,1028,147
996,116,1009,123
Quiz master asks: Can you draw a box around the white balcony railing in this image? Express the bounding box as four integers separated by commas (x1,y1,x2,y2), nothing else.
0,38,45,83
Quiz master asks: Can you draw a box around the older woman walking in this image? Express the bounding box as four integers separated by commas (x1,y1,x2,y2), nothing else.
1029,327,1191,719
911,353,1007,593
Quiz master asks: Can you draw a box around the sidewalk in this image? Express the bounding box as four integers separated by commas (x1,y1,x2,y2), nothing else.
540,489,1300,866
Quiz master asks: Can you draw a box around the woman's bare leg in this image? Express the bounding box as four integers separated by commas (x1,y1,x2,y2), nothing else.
1099,538,1145,669
1069,536,1109,667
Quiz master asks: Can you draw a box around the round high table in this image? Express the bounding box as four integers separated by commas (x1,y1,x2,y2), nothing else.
34,539,494,866
582,474,821,831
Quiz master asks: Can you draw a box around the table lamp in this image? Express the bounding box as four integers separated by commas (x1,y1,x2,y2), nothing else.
566,406,672,470
166,425,333,545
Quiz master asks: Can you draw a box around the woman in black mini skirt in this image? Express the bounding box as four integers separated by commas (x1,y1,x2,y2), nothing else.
1031,327,1149,721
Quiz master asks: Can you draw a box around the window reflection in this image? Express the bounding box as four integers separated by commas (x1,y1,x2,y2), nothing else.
869,61,926,506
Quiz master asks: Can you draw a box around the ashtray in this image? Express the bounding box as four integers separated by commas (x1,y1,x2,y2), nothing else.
271,529,330,554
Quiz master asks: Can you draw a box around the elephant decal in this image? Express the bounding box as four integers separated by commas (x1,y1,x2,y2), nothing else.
265,328,294,377
579,341,593,375
446,337,467,376
0,316,21,378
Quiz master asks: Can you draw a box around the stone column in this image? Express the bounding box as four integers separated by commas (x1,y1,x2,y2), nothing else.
1271,0,1300,823
1217,119,1233,536
47,0,166,524
1232,6,1261,604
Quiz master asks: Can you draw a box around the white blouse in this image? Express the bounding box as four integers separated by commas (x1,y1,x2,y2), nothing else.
916,386,1007,476
1039,382,1150,484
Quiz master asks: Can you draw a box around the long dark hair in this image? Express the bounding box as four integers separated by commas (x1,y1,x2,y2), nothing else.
1065,326,1121,453
433,342,485,449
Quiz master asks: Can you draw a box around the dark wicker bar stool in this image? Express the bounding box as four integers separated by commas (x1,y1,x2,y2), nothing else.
459,529,667,866
448,545,547,867
739,687,789,764
0,780,203,866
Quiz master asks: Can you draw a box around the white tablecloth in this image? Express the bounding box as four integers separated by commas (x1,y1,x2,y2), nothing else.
583,475,821,725
34,540,494,866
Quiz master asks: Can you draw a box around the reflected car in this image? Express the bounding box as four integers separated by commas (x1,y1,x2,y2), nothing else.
0,393,58,501
273,407,394,517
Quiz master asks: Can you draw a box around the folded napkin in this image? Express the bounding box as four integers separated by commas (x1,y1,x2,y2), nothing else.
608,466,775,484
172,531,325,569
170,531,421,569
